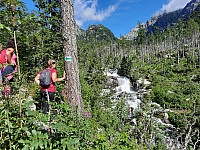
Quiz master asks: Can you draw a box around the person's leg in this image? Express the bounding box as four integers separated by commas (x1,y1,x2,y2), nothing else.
0,69,2,85
1,66,15,82
48,92,59,114
48,92,55,102
35,98,42,111
40,90,49,114
48,92,55,113
41,91,55,114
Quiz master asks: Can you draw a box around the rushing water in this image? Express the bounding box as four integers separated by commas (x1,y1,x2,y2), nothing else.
105,69,184,150
106,69,141,112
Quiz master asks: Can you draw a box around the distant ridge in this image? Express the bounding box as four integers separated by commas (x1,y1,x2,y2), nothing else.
124,0,200,40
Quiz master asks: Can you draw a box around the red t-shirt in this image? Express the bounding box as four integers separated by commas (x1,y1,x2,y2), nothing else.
0,50,7,64
40,68,56,92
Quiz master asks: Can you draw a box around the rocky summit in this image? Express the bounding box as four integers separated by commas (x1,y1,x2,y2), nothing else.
124,0,200,40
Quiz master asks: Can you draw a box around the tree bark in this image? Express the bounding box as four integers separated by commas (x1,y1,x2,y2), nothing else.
60,0,82,112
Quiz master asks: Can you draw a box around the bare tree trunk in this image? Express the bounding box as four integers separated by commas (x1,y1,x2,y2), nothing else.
61,0,82,112
198,33,200,68
192,37,195,67
177,40,180,67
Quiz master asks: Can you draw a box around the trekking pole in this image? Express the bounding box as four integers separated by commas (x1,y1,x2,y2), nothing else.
12,2,21,81
12,2,22,129
46,89,51,133
46,89,51,115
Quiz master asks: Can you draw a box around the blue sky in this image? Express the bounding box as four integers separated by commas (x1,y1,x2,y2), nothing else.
23,0,191,38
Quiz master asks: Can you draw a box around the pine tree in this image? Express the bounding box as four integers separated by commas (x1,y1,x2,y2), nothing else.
60,0,82,112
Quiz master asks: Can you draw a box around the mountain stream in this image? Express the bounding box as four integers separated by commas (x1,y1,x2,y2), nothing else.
103,69,183,150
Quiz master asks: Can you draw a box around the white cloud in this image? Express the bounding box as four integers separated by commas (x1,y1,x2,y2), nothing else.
74,0,118,27
161,0,191,13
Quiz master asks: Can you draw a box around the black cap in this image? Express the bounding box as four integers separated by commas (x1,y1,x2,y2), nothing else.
6,38,15,49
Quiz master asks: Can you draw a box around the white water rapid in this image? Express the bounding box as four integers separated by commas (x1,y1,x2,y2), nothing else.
104,69,184,150
106,69,141,112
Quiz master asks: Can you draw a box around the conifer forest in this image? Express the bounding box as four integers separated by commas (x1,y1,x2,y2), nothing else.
0,0,200,149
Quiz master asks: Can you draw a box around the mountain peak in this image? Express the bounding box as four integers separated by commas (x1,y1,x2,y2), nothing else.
124,0,200,40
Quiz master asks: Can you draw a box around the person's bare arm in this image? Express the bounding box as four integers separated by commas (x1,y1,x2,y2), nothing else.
52,72,65,82
35,74,40,85
6,54,12,64
6,50,13,64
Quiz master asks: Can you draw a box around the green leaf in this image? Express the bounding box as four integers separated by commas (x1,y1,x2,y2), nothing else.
4,26,11,31
61,139,67,150
22,127,29,131
22,145,30,150
0,23,4,29
38,140,44,149
32,140,39,150
31,129,37,135
18,139,30,144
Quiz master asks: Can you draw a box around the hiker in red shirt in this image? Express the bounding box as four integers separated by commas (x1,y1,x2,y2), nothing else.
35,59,65,113
0,39,17,85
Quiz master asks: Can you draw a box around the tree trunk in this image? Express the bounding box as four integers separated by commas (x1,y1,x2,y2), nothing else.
198,33,200,68
60,0,82,112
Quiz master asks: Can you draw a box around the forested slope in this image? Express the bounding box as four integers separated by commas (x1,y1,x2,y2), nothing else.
0,0,199,149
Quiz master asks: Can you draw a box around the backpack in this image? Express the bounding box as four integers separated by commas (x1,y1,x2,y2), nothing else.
39,69,51,87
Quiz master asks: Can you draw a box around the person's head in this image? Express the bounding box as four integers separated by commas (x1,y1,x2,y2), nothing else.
6,38,15,53
47,59,56,68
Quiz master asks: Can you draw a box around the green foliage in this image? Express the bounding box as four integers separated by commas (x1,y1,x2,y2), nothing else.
0,0,200,149
189,4,200,25
86,24,116,42
0,91,144,149
118,56,133,78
